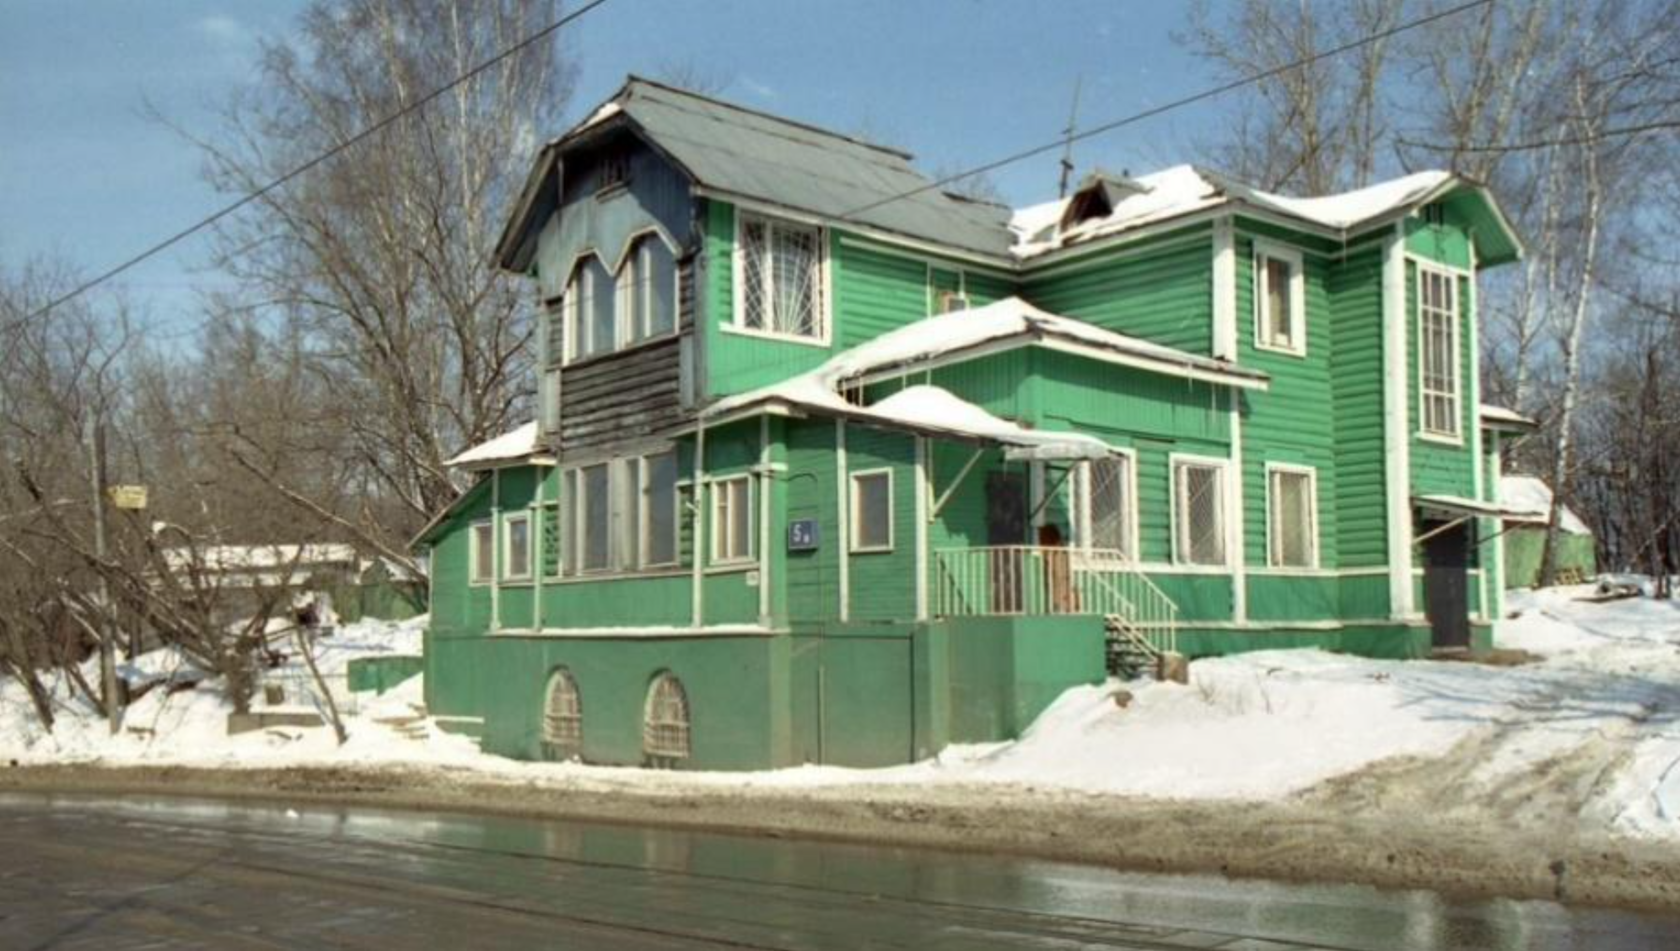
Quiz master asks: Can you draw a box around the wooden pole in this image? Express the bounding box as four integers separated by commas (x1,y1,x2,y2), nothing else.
86,416,119,735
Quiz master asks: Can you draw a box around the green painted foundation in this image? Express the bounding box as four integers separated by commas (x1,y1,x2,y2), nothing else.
346,655,424,695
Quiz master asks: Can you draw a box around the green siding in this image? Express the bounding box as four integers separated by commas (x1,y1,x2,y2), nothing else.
1021,228,1214,354
1327,244,1389,569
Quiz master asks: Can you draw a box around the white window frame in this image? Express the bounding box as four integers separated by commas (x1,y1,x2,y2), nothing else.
468,519,494,586
848,468,895,554
710,474,755,565
731,211,830,346
1264,463,1320,569
564,252,615,364
618,229,681,346
639,449,681,568
502,511,533,582
1072,450,1139,561
573,462,613,575
1171,455,1230,567
1416,263,1463,444
1253,240,1306,356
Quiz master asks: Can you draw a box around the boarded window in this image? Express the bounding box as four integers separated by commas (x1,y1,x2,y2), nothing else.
1419,268,1459,437
711,475,753,563
542,668,583,758
469,521,494,583
504,513,532,580
1268,467,1317,568
850,470,893,552
642,450,679,566
643,672,691,763
739,214,822,338
1175,460,1227,566
1077,455,1133,558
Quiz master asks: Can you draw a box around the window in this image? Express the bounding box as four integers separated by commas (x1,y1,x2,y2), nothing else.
641,450,679,566
540,501,561,579
1074,454,1135,559
469,520,494,584
737,214,823,339
1418,267,1460,439
566,255,615,361
542,668,583,758
598,151,629,191
581,463,610,572
503,513,532,580
937,290,970,314
643,672,691,763
622,235,677,343
1255,243,1305,355
850,469,894,552
1173,459,1228,566
711,475,753,564
540,368,561,434
1267,465,1318,568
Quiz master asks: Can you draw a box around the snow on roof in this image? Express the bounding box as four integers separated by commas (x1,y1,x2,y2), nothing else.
865,386,1111,460
1499,475,1591,535
160,544,360,573
1012,165,1457,259
1479,403,1538,430
445,421,544,468
709,297,1263,424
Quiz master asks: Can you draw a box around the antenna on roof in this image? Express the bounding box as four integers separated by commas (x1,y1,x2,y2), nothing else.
1057,75,1083,199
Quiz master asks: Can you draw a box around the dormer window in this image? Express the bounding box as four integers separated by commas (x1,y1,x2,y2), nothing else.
1059,170,1152,233
735,213,825,342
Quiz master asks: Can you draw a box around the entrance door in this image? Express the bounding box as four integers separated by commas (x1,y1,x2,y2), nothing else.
986,471,1027,613
1422,520,1471,650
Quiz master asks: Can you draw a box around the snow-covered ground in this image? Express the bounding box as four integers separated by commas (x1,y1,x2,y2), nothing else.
5,585,1680,843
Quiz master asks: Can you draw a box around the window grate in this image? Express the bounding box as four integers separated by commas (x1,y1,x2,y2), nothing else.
740,215,822,338
1269,468,1315,568
1086,456,1132,557
1177,462,1226,566
542,669,583,757
643,673,691,762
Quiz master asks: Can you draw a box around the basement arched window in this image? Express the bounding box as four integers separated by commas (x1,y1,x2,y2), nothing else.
541,668,583,759
642,672,691,765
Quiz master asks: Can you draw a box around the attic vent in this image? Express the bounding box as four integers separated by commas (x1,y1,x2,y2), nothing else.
1423,202,1447,227
1060,170,1153,232
598,151,630,192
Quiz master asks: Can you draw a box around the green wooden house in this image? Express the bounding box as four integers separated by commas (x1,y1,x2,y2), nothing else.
415,77,1535,770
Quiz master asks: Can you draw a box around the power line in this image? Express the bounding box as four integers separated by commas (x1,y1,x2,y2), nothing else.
24,0,617,324
841,0,1497,220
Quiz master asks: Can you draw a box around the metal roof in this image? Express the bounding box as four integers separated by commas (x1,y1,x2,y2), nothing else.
503,77,1016,265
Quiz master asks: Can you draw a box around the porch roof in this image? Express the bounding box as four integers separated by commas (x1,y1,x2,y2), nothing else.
1414,493,1547,523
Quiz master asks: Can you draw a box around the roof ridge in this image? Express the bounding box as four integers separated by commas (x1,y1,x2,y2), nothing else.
622,74,917,161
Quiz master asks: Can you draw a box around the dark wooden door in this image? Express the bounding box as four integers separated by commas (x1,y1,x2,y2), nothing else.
1423,520,1471,650
987,471,1027,613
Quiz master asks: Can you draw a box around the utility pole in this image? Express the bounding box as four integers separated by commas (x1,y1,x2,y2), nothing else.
1058,75,1083,198
85,415,120,735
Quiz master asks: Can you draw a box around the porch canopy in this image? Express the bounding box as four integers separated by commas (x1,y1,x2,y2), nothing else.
704,296,1267,461
1414,493,1546,522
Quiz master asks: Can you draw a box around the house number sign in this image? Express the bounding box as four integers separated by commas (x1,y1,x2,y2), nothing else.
787,519,820,551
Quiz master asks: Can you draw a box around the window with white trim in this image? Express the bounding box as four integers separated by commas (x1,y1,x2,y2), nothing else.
1255,243,1305,355
1418,267,1460,438
1074,454,1135,559
711,475,753,564
1267,465,1318,568
850,469,894,552
566,255,615,361
622,235,677,343
641,450,680,567
1173,459,1228,566
580,463,611,572
469,520,494,584
737,213,823,339
503,512,532,580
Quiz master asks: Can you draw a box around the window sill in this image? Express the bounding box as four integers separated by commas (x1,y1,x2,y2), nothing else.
1254,340,1307,358
849,545,894,555
594,181,630,202
719,323,830,349
501,578,535,587
1417,430,1464,447
706,561,758,574
563,330,683,370
547,567,693,585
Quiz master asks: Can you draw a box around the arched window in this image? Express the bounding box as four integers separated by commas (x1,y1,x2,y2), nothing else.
621,234,676,343
541,668,583,759
566,255,615,360
642,672,691,764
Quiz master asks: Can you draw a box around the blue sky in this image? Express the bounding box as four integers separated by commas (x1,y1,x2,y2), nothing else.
0,1,1223,324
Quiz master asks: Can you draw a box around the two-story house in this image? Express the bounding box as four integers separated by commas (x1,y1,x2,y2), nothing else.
414,77,1533,770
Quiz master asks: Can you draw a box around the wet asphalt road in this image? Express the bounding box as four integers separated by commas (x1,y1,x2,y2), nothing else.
1,794,1676,950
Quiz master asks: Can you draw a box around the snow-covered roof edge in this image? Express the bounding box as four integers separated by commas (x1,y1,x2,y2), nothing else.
1498,475,1591,535
444,421,549,469
1479,403,1538,432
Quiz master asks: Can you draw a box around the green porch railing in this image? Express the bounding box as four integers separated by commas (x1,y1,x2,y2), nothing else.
933,545,1178,656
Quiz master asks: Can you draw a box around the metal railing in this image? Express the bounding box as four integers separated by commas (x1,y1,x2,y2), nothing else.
933,545,1178,655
